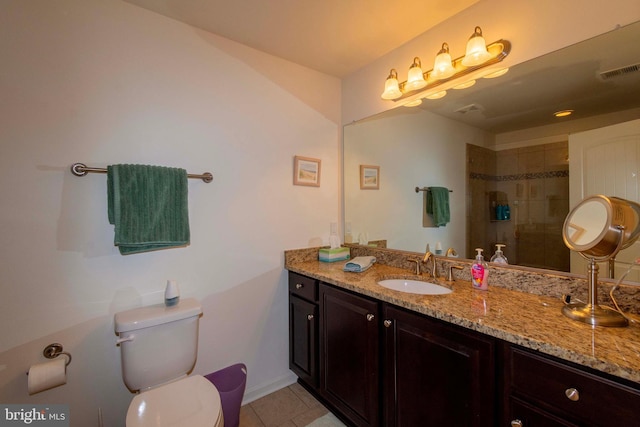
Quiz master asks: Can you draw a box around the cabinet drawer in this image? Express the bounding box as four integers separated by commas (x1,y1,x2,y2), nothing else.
509,347,640,426
289,272,318,302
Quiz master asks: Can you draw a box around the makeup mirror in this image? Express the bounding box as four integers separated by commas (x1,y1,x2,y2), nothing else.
561,195,640,326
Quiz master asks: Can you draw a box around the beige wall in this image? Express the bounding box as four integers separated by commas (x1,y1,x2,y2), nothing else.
0,1,340,425
342,0,640,124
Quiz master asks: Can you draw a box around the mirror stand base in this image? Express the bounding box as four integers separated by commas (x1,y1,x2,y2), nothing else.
562,303,629,327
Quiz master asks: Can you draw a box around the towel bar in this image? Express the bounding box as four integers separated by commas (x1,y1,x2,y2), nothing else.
415,186,452,193
71,163,213,183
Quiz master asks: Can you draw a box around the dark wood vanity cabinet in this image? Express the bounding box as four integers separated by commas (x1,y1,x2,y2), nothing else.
503,344,640,427
293,278,495,427
289,273,640,427
319,283,380,427
288,272,319,387
383,304,496,427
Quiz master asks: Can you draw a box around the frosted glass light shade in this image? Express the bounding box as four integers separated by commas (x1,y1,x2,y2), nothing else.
461,26,492,66
381,69,402,100
431,43,455,80
405,57,427,91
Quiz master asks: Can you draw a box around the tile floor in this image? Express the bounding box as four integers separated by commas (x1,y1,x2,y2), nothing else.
239,382,333,427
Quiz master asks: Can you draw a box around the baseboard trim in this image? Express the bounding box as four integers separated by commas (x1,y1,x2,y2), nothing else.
241,371,297,405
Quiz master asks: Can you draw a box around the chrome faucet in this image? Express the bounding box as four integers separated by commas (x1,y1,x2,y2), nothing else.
423,251,437,278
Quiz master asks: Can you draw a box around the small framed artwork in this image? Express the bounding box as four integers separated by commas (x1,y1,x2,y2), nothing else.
360,165,380,189
293,156,321,187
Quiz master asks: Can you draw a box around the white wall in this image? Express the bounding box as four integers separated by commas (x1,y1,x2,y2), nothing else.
0,1,340,426
344,109,488,253
342,0,640,124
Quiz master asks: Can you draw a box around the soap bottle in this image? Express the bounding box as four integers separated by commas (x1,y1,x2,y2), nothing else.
471,248,489,290
504,204,511,220
490,244,508,264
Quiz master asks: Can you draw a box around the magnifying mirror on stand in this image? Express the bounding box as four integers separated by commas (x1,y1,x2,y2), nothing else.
562,195,640,327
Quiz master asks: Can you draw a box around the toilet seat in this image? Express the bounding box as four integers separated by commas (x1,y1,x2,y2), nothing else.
127,375,223,427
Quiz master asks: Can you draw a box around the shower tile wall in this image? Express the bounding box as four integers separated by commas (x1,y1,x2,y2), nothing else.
467,142,570,271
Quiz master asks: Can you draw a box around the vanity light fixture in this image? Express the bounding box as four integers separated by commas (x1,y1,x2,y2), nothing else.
380,26,510,102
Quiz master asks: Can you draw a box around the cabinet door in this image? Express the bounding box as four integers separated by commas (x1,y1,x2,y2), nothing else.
383,304,495,427
289,295,318,387
320,284,380,427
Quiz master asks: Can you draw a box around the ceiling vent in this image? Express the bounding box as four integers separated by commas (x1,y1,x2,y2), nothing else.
599,63,640,80
455,104,484,114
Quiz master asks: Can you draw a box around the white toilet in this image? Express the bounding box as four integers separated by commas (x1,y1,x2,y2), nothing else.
115,298,224,427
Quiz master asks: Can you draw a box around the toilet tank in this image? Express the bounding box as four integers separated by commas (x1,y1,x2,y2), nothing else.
115,298,203,392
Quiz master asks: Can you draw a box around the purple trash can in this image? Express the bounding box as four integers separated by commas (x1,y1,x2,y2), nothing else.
205,363,247,427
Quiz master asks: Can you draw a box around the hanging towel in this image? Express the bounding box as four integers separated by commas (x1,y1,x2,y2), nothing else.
107,164,190,255
426,187,450,227
343,256,376,272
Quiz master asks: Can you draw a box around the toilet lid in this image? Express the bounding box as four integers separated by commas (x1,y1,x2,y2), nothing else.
127,375,222,427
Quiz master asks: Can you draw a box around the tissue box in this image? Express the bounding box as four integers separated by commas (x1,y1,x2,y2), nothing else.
319,247,350,263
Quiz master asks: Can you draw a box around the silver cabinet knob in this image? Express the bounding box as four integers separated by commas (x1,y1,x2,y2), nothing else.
307,314,314,320
295,283,303,289
383,320,392,328
565,387,580,401
366,313,375,321
510,420,523,427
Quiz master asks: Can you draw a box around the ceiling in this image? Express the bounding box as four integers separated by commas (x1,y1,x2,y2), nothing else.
124,0,480,77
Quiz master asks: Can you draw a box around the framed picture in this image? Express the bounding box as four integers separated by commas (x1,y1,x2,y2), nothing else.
360,165,380,189
293,156,321,187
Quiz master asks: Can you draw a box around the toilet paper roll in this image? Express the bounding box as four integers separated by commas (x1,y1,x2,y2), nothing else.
28,358,67,395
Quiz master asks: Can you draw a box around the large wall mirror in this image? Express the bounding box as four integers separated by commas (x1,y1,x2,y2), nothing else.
344,20,640,281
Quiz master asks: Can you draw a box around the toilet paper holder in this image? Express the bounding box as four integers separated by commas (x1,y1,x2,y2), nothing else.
25,343,72,376
42,343,72,367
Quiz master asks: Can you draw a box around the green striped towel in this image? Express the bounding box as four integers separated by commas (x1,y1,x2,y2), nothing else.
107,164,190,255
426,187,450,227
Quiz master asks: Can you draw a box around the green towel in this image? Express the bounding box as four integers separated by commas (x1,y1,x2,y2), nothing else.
107,164,190,255
426,187,450,227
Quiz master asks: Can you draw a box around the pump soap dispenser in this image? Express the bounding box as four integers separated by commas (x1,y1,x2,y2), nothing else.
490,244,508,264
471,248,489,290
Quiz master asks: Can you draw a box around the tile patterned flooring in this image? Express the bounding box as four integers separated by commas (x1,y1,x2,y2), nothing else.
239,383,331,427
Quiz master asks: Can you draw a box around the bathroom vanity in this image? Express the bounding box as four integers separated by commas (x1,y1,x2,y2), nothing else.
286,250,640,427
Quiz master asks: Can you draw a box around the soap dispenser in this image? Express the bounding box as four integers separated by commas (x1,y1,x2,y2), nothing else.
471,248,489,290
490,244,508,264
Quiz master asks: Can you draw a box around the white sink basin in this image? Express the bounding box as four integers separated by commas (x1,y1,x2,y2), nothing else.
378,279,452,295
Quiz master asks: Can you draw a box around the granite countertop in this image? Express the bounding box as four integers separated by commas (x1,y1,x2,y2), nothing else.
287,260,640,385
